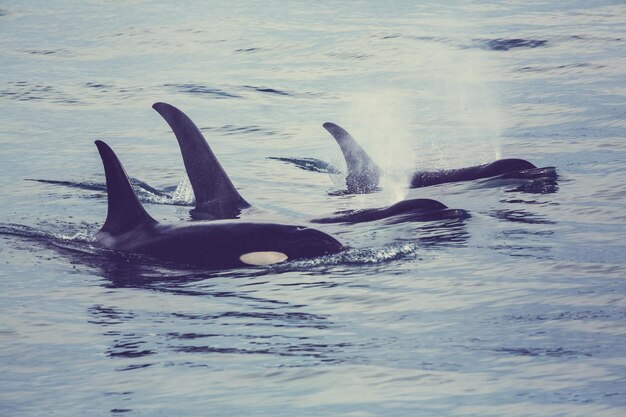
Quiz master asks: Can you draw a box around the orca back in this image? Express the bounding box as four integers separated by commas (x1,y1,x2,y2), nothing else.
152,102,250,219
410,159,538,188
312,198,468,224
95,140,157,235
322,122,381,193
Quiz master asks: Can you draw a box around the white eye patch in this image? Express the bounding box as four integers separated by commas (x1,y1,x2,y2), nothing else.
239,251,288,266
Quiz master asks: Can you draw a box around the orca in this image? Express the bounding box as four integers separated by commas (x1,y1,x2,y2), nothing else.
152,102,250,220
152,102,468,224
93,140,343,269
311,198,468,224
322,122,550,194
322,122,382,194
409,158,537,188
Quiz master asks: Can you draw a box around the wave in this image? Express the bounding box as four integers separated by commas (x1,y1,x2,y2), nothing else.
164,83,242,99
27,177,195,206
1,214,470,284
479,38,547,51
268,157,341,174
375,33,549,52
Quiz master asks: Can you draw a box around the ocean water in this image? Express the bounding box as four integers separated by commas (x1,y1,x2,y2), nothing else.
1,1,625,416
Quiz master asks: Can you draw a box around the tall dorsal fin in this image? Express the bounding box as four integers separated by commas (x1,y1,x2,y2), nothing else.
322,122,381,193
152,102,250,219
95,140,157,235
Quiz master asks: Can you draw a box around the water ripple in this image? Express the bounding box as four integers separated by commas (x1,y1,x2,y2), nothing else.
164,83,242,99
495,346,592,358
200,125,278,137
479,38,548,51
0,81,83,104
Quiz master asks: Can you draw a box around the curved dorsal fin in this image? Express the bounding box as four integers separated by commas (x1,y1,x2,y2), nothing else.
322,122,381,193
95,140,157,235
152,102,250,219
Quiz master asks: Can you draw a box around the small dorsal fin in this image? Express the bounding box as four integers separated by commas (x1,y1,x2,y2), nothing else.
322,122,381,193
152,102,251,219
95,140,157,235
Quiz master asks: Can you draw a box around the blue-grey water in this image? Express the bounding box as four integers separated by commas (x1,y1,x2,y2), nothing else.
1,1,625,416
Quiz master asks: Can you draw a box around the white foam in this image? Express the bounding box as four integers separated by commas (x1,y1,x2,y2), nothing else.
171,176,196,205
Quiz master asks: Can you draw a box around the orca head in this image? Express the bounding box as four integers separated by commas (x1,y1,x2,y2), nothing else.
171,222,344,268
262,225,344,261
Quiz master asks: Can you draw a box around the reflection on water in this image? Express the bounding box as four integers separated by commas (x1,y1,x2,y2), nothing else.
479,38,548,51
474,167,559,194
489,209,556,225
88,301,347,366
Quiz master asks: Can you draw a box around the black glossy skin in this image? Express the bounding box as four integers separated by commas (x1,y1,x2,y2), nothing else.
96,221,343,269
323,122,540,193
94,140,343,270
153,102,250,220
410,158,537,188
153,103,466,224
322,122,381,194
313,198,469,224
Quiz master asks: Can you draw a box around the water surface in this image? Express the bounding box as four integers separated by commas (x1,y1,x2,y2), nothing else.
1,1,625,416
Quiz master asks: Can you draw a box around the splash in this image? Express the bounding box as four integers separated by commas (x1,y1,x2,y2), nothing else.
58,231,96,243
416,44,504,168
329,41,505,204
268,242,420,272
170,176,195,205
334,49,503,199
27,177,191,206
338,90,417,207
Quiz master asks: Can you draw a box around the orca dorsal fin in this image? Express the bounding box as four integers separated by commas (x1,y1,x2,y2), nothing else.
322,122,381,193
152,102,251,220
95,140,157,235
